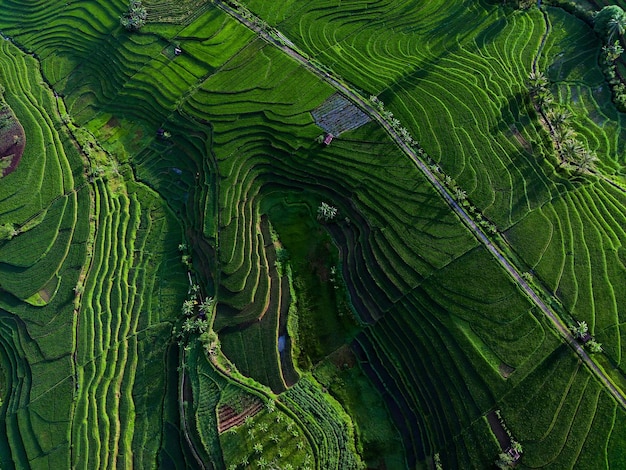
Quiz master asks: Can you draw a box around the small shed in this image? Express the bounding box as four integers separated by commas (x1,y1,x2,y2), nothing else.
506,446,521,462
323,133,334,145
174,46,182,56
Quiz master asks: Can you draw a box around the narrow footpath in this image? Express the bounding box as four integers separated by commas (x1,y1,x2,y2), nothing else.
215,0,626,409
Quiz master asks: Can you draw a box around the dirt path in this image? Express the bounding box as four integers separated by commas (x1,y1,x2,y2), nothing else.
215,0,626,410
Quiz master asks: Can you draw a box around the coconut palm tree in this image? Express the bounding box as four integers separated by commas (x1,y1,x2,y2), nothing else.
535,90,554,109
548,109,570,131
182,318,196,334
555,125,576,144
608,14,626,42
317,202,338,222
453,187,467,202
575,150,598,173
528,71,548,96
199,296,214,315
561,139,583,164
182,299,196,316
570,320,588,339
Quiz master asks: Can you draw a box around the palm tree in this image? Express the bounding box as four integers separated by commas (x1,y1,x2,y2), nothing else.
453,187,467,202
317,202,338,222
608,14,626,42
199,297,214,315
528,71,548,96
548,109,569,131
575,150,598,173
182,299,196,316
253,442,263,454
561,139,583,164
555,125,576,143
182,318,196,334
570,320,589,339
536,90,554,109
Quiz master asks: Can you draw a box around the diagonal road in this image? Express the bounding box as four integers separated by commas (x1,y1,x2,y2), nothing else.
215,0,626,409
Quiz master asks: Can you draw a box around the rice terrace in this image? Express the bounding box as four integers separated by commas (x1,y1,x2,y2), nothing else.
3,0,626,468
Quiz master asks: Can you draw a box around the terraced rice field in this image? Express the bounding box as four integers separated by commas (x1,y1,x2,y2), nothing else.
2,0,626,468
0,11,188,468
242,0,626,380
0,38,88,469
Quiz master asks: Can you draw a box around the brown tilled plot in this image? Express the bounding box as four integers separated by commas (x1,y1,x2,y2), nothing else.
0,107,25,176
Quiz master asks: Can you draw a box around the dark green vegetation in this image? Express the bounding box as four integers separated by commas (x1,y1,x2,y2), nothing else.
1,0,626,468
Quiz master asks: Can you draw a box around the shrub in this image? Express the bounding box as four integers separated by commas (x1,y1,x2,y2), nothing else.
0,222,17,240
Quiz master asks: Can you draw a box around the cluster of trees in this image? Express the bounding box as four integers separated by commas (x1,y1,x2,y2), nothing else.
594,6,626,111
369,95,417,147
570,320,603,353
224,0,269,31
501,0,535,9
174,242,217,347
120,1,147,31
528,71,598,173
226,410,311,470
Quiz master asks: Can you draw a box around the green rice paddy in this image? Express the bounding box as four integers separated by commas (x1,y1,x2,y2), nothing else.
1,0,626,468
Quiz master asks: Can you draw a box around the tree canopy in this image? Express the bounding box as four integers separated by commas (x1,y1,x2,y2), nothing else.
595,6,626,43
120,1,147,31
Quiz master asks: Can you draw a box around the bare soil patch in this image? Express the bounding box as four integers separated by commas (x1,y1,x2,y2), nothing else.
0,107,25,176
498,362,515,379
327,344,357,369
217,396,263,433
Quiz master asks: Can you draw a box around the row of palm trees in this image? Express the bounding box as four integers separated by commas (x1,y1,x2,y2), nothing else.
528,71,598,173
369,95,500,236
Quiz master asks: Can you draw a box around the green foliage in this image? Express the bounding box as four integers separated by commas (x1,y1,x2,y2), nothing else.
0,223,16,240
120,1,147,31
283,377,364,469
594,6,626,43
317,202,338,222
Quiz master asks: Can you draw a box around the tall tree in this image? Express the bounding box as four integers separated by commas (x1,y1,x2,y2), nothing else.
595,6,626,43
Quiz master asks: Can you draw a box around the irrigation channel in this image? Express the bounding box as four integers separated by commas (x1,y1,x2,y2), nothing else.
216,0,626,410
